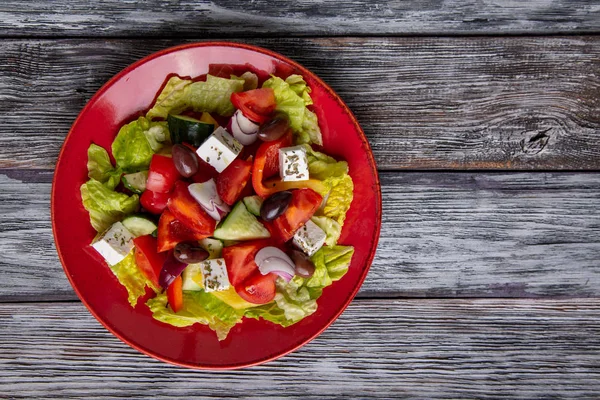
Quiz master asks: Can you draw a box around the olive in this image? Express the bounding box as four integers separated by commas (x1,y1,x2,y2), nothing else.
173,242,209,264
260,191,293,221
290,250,316,278
172,144,198,177
258,114,290,142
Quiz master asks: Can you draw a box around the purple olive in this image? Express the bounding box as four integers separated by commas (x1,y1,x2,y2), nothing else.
260,191,293,221
290,250,316,278
174,242,209,264
258,115,290,142
172,144,199,177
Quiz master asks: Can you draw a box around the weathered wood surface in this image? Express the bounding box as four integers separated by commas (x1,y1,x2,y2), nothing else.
2,37,600,170
1,299,599,398
2,170,599,301
1,0,599,37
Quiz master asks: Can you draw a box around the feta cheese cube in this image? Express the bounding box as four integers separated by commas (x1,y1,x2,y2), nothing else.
195,127,243,173
91,221,135,266
279,145,309,182
199,258,231,292
293,219,326,256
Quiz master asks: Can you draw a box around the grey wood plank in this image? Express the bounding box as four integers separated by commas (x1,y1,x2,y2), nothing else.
2,170,599,301
1,0,599,37
2,37,600,170
1,299,599,398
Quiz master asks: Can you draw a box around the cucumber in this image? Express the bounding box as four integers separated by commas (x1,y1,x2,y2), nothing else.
122,214,158,237
167,114,214,147
199,238,223,259
121,171,148,194
243,195,263,217
182,263,204,291
213,201,271,241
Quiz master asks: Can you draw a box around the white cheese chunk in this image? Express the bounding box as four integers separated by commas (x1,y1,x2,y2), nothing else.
91,221,135,266
195,127,243,173
279,145,309,182
292,219,327,257
199,258,231,292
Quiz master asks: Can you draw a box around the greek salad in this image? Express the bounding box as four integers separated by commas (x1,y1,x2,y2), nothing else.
81,63,354,340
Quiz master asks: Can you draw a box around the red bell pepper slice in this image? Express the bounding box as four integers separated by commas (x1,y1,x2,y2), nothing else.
167,181,216,236
251,132,326,197
216,158,252,206
133,235,166,287
272,188,323,242
230,88,276,124
146,154,181,193
157,209,207,252
167,275,183,313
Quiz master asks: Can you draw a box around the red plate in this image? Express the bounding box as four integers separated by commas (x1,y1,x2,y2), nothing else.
51,42,381,369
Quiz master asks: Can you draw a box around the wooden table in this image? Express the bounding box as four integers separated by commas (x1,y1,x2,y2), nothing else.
2,1,600,398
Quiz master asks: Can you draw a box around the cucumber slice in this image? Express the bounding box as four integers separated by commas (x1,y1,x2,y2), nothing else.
182,263,204,291
243,195,263,217
122,214,158,237
199,238,223,259
213,201,270,241
167,114,214,147
121,171,148,194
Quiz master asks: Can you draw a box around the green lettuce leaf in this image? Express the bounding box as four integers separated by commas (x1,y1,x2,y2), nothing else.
186,75,245,116
262,75,322,145
311,216,342,246
111,117,158,172
236,71,258,91
245,245,354,327
301,145,354,226
147,290,244,341
80,179,139,232
110,251,155,307
312,245,354,282
86,144,121,190
146,76,193,120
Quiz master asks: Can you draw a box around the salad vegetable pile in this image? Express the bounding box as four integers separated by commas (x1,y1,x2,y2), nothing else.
81,63,355,340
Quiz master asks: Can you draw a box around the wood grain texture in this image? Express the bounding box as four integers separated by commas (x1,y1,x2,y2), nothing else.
1,0,599,37
1,37,600,170
2,170,599,301
1,299,599,398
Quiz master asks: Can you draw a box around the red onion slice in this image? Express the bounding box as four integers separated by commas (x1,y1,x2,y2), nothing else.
228,110,258,145
255,247,296,282
235,110,260,134
159,252,187,289
188,179,230,221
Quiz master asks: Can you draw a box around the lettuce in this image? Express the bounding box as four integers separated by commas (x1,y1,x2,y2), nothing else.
86,144,121,190
147,290,244,341
186,75,245,116
80,179,139,232
110,251,154,307
146,74,245,120
311,216,342,246
262,75,322,145
146,76,193,120
111,117,157,172
245,245,354,327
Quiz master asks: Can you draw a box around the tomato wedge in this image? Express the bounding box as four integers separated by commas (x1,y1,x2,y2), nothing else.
167,181,216,236
216,158,252,206
272,188,323,242
133,235,167,287
140,189,170,214
236,272,277,305
222,239,271,287
157,209,208,252
167,275,183,312
146,154,181,193
230,88,276,124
